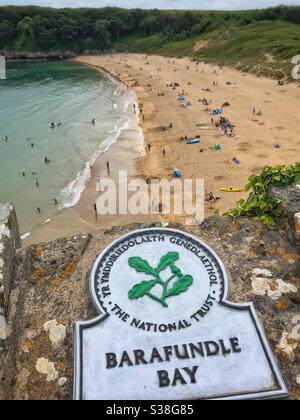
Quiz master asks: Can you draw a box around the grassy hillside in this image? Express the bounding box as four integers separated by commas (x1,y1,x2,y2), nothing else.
115,20,300,80
0,5,300,80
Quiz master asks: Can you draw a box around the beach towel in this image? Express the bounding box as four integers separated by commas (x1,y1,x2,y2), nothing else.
187,140,200,144
174,170,182,178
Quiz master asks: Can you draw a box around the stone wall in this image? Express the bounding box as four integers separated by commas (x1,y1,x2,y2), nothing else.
0,204,21,343
0,205,299,400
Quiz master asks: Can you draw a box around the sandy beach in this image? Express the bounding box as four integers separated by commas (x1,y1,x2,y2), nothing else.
24,53,300,245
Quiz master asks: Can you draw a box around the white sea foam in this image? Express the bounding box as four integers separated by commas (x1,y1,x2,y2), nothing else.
57,76,138,211
58,102,134,210
41,218,51,225
21,232,30,240
58,161,91,209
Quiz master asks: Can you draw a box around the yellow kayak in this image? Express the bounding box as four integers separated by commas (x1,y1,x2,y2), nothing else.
220,188,243,192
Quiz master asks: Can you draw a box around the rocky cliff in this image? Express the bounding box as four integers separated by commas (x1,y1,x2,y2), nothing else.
0,204,299,400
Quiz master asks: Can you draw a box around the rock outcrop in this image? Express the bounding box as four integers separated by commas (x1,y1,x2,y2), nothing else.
0,50,77,60
0,203,21,344
0,205,299,400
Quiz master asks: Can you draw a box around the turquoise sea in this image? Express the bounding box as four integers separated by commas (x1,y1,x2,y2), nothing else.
0,60,134,236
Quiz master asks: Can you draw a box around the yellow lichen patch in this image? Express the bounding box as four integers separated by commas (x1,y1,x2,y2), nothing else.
37,278,45,285
30,268,45,280
282,254,299,261
36,248,43,256
57,254,62,258
48,286,56,294
251,241,260,248
58,362,65,371
255,229,261,235
67,368,73,377
32,317,37,324
266,247,275,254
269,281,278,291
73,256,79,261
291,278,300,287
292,389,300,399
281,351,292,360
24,342,31,351
231,226,237,232
51,277,62,286
249,250,258,259
277,248,285,255
276,300,288,310
60,262,75,276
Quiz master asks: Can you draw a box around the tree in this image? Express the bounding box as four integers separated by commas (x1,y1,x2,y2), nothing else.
57,16,78,41
17,16,33,38
0,19,15,46
95,19,111,48
32,15,56,49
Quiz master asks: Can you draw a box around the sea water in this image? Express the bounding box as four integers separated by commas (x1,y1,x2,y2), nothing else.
0,60,135,235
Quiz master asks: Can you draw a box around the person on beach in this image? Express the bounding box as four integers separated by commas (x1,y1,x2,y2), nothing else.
106,161,110,173
148,144,151,151
253,107,256,115
163,149,166,157
35,179,39,188
94,203,98,220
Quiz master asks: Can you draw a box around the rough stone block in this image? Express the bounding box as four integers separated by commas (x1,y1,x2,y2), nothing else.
0,203,21,339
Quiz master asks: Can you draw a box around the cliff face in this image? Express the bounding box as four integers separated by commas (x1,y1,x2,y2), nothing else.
0,205,299,400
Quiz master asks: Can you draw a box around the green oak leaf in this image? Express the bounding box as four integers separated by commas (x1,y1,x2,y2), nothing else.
156,252,179,273
128,257,155,275
128,279,157,299
170,264,183,277
166,275,193,297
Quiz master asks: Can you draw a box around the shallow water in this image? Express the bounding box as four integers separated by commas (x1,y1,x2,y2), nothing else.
0,60,134,234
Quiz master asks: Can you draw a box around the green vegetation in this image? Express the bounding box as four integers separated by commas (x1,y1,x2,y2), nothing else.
224,163,300,227
0,5,300,79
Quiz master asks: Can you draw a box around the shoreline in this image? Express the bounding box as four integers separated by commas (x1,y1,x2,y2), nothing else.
23,62,152,246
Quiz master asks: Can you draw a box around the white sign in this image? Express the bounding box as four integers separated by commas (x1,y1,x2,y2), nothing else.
74,228,288,400
0,55,6,80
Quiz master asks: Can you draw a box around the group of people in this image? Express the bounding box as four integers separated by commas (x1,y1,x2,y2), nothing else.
50,122,62,129
252,107,262,116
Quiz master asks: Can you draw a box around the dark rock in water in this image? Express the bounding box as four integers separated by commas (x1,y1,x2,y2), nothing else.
0,50,77,61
